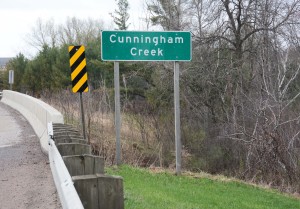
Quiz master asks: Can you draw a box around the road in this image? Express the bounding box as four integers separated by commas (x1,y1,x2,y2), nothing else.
0,102,61,209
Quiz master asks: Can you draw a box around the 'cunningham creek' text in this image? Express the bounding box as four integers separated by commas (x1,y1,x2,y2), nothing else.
109,34,184,57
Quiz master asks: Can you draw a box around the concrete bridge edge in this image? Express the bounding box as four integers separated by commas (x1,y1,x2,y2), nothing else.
1,90,64,153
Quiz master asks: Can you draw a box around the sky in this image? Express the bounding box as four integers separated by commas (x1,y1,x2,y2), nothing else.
0,0,147,58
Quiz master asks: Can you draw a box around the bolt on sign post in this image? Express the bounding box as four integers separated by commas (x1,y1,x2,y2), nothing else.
9,70,14,90
68,45,88,140
101,31,192,173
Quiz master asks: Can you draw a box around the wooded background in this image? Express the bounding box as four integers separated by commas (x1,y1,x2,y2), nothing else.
2,0,300,193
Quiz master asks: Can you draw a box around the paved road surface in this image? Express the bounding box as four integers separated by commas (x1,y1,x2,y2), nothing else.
0,102,61,209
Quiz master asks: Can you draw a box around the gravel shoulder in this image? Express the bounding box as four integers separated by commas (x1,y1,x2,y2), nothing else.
0,102,61,209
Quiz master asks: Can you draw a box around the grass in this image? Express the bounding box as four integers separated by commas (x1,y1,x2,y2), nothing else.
106,165,300,209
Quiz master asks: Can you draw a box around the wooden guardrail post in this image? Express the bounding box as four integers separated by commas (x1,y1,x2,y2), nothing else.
73,174,124,209
52,123,124,209
63,155,104,176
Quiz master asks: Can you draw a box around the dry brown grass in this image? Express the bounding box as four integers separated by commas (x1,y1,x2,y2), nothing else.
42,92,165,167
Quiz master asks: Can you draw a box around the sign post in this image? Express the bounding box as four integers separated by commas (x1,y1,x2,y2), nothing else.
101,31,191,173
174,61,181,175
79,92,86,140
68,45,89,140
9,70,14,90
114,61,121,165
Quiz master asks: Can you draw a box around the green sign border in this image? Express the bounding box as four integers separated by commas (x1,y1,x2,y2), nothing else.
101,31,192,61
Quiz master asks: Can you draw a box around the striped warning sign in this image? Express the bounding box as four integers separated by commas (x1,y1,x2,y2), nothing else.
68,45,89,93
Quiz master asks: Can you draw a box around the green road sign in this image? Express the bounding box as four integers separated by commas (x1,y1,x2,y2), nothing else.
101,31,192,61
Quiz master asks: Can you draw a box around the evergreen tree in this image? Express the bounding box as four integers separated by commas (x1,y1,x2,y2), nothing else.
6,53,28,92
111,0,130,30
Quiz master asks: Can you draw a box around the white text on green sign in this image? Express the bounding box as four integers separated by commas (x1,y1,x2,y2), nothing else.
101,31,192,61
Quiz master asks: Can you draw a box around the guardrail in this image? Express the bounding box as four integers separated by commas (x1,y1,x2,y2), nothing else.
1,90,63,153
50,122,124,209
48,122,84,209
2,91,124,209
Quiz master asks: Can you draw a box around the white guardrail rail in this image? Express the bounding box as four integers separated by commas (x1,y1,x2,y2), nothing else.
48,122,84,209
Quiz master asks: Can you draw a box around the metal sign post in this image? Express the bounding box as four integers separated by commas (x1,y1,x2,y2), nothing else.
9,70,14,90
79,92,86,140
174,62,181,175
114,61,121,165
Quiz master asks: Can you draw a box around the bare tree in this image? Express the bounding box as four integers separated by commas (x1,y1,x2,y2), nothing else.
177,0,300,190
57,17,103,46
26,17,104,52
26,18,57,50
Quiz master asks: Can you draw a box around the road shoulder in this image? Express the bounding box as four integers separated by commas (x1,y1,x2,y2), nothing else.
0,102,61,209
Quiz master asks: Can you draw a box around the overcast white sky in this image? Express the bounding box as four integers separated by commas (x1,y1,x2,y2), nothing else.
0,0,147,58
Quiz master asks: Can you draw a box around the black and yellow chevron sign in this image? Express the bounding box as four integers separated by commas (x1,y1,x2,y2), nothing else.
68,45,89,93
